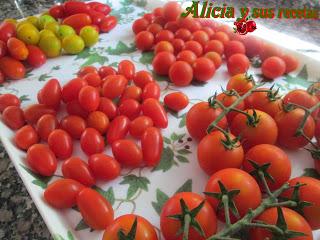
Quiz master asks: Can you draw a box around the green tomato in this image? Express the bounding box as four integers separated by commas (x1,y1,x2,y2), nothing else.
44,22,59,35
62,35,85,54
79,26,99,47
38,15,56,30
57,25,76,40
39,35,61,58
17,24,40,45
26,16,39,28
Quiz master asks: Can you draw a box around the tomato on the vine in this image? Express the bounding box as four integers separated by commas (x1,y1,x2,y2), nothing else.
216,91,245,123
226,73,255,96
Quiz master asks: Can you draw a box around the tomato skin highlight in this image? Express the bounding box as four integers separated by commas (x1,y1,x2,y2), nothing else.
88,154,120,181
164,92,189,111
129,116,154,138
141,98,168,129
2,106,25,130
77,188,114,230
14,125,39,150
80,128,105,155
44,179,84,209
112,139,143,167
0,93,20,113
141,127,163,167
107,115,130,144
26,144,57,176
216,92,245,123
48,129,73,159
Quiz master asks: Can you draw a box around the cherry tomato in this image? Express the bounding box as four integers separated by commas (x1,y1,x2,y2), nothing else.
135,31,154,51
60,115,86,140
143,13,155,23
186,102,228,141
227,53,250,76
98,97,118,120
103,214,158,240
224,40,246,59
192,30,209,47
66,100,89,118
163,1,181,22
49,5,65,19
281,54,299,73
99,16,117,33
112,139,143,167
62,157,95,187
118,60,135,81
129,116,153,138
154,41,174,54
26,45,46,68
249,207,313,240
155,30,174,43
2,106,25,130
78,86,100,112
107,115,130,144
0,22,16,43
164,92,189,111
244,87,283,118
184,40,203,57
62,13,92,31
132,18,149,34
36,114,59,141
14,125,39,150
80,128,105,155
0,93,20,113
201,27,215,38
26,144,57,176
172,38,185,54
118,99,141,120
78,66,98,77
152,51,176,76
141,82,160,101
87,111,109,134
102,75,128,99
178,17,201,32
48,129,73,159
0,56,26,80
153,7,164,17
141,127,163,167
44,179,84,209
193,57,215,82
216,91,245,123
83,72,101,87
62,77,88,103
98,66,117,79
154,16,166,26
262,56,286,79
77,188,114,230
169,61,193,86
147,23,163,36
274,108,315,149
161,192,217,240
93,3,111,15
176,50,197,65
205,168,261,222
141,98,168,129
38,78,62,109
120,85,142,102
204,40,224,55
88,153,120,181
230,109,278,150
226,73,255,96
198,131,244,175
164,21,179,33
63,1,90,16
212,31,230,44
23,104,56,124
260,43,283,60
243,36,263,58
133,70,154,89
204,51,222,69
175,28,192,41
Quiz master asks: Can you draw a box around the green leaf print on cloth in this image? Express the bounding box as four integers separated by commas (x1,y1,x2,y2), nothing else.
20,164,53,189
106,41,136,55
75,48,109,67
120,174,150,199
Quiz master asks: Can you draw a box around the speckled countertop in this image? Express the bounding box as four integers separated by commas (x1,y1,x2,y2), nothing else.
0,0,319,239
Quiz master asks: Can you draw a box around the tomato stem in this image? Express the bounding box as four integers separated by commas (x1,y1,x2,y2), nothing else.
258,170,275,200
183,214,191,240
222,195,231,226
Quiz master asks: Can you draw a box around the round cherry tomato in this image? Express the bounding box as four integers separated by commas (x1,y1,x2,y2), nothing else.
36,114,59,141
132,18,149,34
78,86,100,112
147,23,163,36
154,41,174,54
204,40,224,55
107,115,130,144
118,60,135,81
192,30,209,47
249,207,313,240
201,27,214,38
118,99,141,120
175,28,192,41
135,31,154,51
144,13,155,23
103,214,158,240
48,129,73,159
141,82,160,100
26,144,57,176
224,40,246,59
155,30,174,43
205,168,261,222
87,111,109,134
2,106,25,130
88,153,120,181
185,40,203,57
164,21,179,33
62,157,95,187
0,93,20,113
38,78,62,109
186,101,228,141
262,56,286,79
133,70,154,89
172,38,185,54
198,131,244,175
83,72,101,87
153,7,164,17
99,16,117,33
163,1,181,22
154,16,166,26
62,77,88,103
243,144,291,191
80,128,105,155
24,104,56,124
281,54,299,73
152,51,176,75
216,92,245,123
14,125,39,150
98,97,118,120
0,22,16,43
164,92,189,111
169,61,193,86
78,66,98,77
178,17,201,32
62,13,92,31
227,53,250,76
212,31,230,44
193,57,215,82
120,85,142,102
102,75,128,99
204,51,222,69
112,139,143,167
98,66,117,79
227,73,255,96
281,177,320,230
7,37,29,60
44,179,84,209
141,127,163,167
26,45,46,68
260,43,283,60
66,101,89,123
77,188,114,230
230,109,278,150
176,50,197,65
161,192,217,240
129,116,153,138
0,56,25,80
243,36,263,58
60,115,86,139
49,5,65,19
274,108,315,149
141,98,168,129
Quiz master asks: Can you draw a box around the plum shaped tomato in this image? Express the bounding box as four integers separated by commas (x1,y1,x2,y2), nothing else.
14,125,39,150
80,128,105,155
141,127,163,167
38,78,62,110
0,93,20,113
141,98,168,129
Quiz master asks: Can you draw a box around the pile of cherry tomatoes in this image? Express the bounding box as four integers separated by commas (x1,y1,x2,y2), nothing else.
0,1,116,82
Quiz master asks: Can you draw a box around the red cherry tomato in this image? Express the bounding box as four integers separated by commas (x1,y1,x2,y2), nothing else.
26,45,46,68
38,78,62,110
281,54,299,73
94,4,111,15
66,100,89,118
99,66,117,79
0,56,25,80
184,40,203,57
26,144,57,176
88,154,120,181
152,51,176,75
176,50,197,65
112,139,143,167
227,53,250,76
133,71,154,88
153,7,163,17
0,93,20,113
154,41,174,54
224,40,246,59
135,31,154,51
169,61,193,86
102,75,128,99
129,116,154,138
23,104,56,124
98,97,118,120
83,72,101,87
192,30,209,47
62,13,92,30
48,129,73,159
77,188,114,230
141,98,168,129
171,38,185,54
14,125,39,150
175,28,192,41
164,21,179,33
36,114,59,142
262,56,286,79
80,128,104,155
227,73,255,96
260,43,283,60
0,22,16,43
78,66,98,77
62,77,88,103
141,82,160,100
118,99,140,120
243,36,263,58
99,16,117,33
144,13,155,22
193,57,216,82
60,115,86,139
179,17,201,32
63,1,90,15
201,27,215,38
132,18,149,34
2,106,25,130
107,115,130,144
163,1,181,21
87,111,109,134
120,85,142,102
44,179,84,209
49,5,65,19
147,23,163,36
118,60,135,81
204,51,222,69
141,127,163,167
155,30,174,43
164,92,189,111
62,157,95,187
212,31,230,44
78,86,100,112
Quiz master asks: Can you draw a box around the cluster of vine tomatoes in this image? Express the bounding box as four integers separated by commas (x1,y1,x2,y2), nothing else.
0,1,116,82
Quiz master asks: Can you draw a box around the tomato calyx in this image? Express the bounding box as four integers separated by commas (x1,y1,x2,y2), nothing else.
244,73,255,84
243,109,260,127
167,198,206,239
307,82,320,96
306,147,320,160
266,85,281,102
117,217,138,240
250,56,262,68
208,93,220,109
248,159,275,193
220,130,241,151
